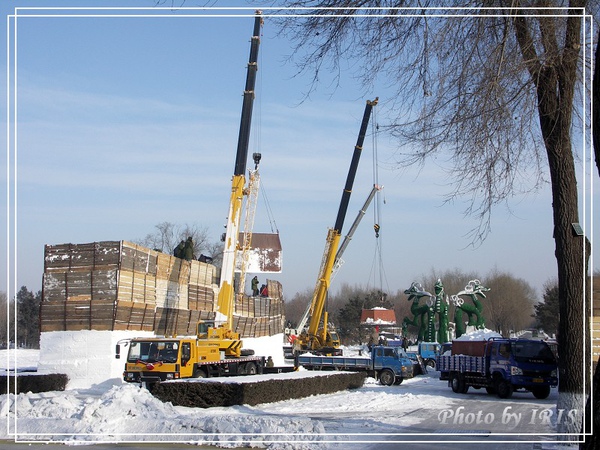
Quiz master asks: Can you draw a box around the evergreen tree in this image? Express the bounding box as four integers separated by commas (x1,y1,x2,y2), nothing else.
0,291,9,348
16,286,41,348
336,290,392,345
532,283,560,337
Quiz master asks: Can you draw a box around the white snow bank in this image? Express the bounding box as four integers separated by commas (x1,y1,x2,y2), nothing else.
1,383,327,447
0,349,39,373
0,347,565,448
454,328,502,341
37,330,155,390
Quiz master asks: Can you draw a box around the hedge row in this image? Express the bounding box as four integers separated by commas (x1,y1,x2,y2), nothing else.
2,373,69,394
151,372,367,408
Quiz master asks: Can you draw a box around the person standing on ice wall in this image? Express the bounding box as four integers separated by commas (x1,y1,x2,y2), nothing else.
183,237,194,261
251,276,259,296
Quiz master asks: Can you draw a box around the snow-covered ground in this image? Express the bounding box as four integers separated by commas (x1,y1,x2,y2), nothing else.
0,335,578,449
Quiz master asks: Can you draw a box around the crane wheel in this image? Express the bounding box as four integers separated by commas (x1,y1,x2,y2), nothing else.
244,362,257,375
192,366,206,378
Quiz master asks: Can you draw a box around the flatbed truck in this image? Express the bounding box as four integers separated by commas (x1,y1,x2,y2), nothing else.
296,345,414,386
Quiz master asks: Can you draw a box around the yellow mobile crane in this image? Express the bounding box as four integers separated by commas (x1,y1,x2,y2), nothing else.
119,13,268,384
284,183,382,358
293,98,378,357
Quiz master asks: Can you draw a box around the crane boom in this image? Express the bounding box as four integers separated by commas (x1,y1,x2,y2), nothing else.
206,12,262,355
336,183,382,264
291,183,382,338
297,98,378,355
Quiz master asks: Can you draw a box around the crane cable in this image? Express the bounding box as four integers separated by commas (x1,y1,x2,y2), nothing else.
368,106,390,300
253,27,279,235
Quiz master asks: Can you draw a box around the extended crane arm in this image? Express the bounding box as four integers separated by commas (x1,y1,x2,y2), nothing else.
215,13,262,333
336,183,382,263
292,183,382,336
305,98,378,346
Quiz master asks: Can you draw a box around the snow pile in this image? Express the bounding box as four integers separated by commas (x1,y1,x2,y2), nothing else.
1,383,326,447
37,330,155,389
361,318,395,325
1,348,39,373
0,347,569,448
454,328,502,341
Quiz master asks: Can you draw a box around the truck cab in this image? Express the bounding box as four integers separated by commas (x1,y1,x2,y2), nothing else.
371,346,414,386
418,341,441,368
121,338,197,384
487,338,558,398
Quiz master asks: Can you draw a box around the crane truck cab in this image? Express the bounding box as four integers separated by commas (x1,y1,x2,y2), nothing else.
118,334,264,386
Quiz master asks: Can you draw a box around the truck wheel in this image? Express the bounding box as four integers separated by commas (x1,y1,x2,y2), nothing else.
496,380,513,399
379,369,395,386
192,366,206,378
244,362,257,375
451,374,465,394
426,359,436,370
531,386,551,399
485,386,497,395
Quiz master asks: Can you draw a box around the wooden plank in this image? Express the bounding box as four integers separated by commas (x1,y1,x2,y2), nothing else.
267,279,283,300
155,307,180,336
41,240,283,337
118,300,156,330
42,272,66,302
121,241,158,274
117,270,156,304
156,279,185,309
187,310,201,335
44,241,121,271
40,302,66,332
42,269,117,302
156,253,181,280
189,260,216,286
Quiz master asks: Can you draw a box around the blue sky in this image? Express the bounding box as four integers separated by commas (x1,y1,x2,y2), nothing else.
2,1,597,302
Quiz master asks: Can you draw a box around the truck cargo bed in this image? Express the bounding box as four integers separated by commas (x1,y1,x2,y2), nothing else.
437,355,487,375
297,355,371,370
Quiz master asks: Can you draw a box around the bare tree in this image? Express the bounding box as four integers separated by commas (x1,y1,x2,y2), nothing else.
484,269,537,334
582,30,600,450
283,288,314,326
271,1,594,434
136,221,223,266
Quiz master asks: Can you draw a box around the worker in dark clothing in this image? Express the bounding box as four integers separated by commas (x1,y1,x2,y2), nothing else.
251,276,259,296
174,240,185,258
183,237,194,261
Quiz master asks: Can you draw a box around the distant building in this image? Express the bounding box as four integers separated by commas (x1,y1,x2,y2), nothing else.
360,307,397,327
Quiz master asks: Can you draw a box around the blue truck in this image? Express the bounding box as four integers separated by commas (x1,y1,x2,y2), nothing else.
416,341,441,368
296,345,415,385
436,337,558,399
